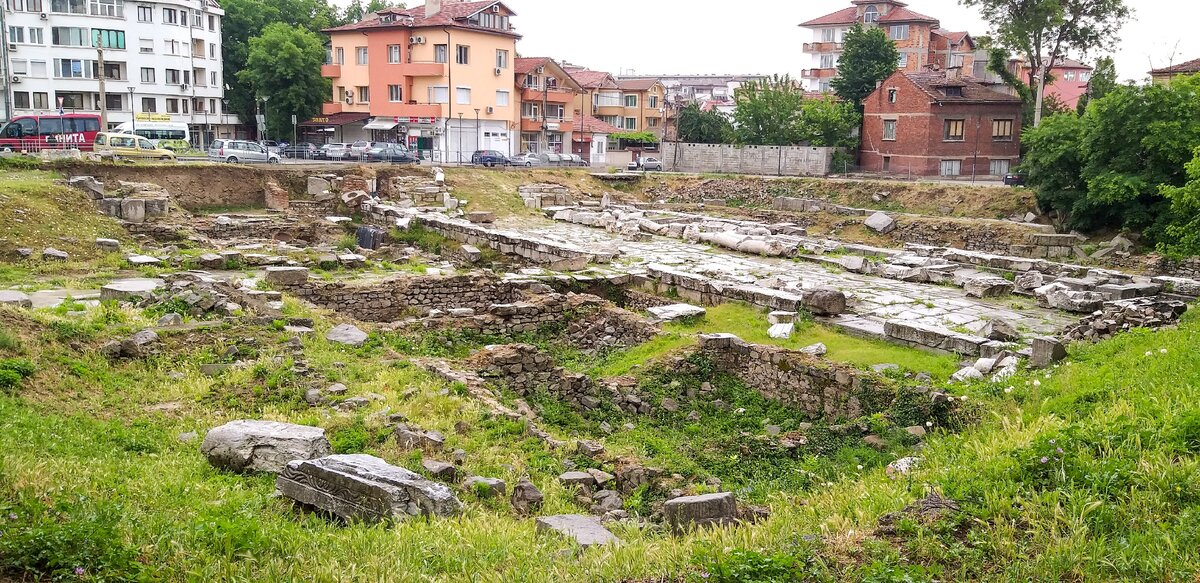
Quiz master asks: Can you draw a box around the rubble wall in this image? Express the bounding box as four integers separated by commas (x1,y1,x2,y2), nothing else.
280,273,521,321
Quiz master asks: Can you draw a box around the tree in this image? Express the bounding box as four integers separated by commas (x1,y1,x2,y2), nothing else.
221,0,341,131
831,24,900,107
343,0,402,24
1075,55,1117,113
960,0,1131,125
1160,147,1200,257
238,23,330,141
1020,112,1087,226
675,103,733,144
796,97,861,149
732,75,805,145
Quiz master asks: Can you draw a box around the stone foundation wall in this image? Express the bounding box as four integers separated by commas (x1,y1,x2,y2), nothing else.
281,273,520,321
519,184,573,209
415,213,616,271
664,142,835,176
697,334,894,420
638,264,805,313
468,344,599,409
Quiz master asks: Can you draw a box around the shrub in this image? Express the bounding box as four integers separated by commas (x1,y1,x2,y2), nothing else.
0,497,149,582
699,548,822,583
0,358,35,394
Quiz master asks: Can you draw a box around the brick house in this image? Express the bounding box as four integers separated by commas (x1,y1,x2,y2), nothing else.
1150,57,1200,86
861,69,1022,177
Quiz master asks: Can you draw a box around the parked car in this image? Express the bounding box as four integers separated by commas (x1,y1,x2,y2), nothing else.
208,139,280,164
1003,172,1026,186
563,153,587,166
320,143,351,160
541,152,564,165
471,149,510,167
349,140,379,159
94,132,176,160
628,156,663,171
510,152,542,167
259,140,282,154
281,142,318,159
365,144,418,164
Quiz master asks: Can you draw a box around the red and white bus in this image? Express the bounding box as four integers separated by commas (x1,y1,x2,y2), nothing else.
0,113,103,152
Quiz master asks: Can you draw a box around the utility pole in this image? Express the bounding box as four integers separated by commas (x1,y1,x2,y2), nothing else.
0,4,11,122
97,48,109,129
1033,63,1047,127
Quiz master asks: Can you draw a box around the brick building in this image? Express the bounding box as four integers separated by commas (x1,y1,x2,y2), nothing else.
861,69,1022,178
1150,57,1200,86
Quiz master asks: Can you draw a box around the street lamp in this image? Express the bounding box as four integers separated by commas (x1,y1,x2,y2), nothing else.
474,107,480,156
128,86,136,133
457,112,464,164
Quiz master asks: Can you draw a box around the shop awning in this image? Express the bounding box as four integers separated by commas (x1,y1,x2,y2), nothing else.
299,112,370,127
363,118,400,130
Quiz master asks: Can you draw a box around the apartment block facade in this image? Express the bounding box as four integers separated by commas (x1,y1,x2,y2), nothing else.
320,0,519,161
564,65,665,142
513,57,579,154
799,0,974,93
1,0,237,141
861,70,1022,177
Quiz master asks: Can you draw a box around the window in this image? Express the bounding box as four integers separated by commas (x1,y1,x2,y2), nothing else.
428,86,448,104
54,58,92,78
495,90,509,107
136,4,151,21
178,8,187,25
164,39,180,55
887,88,897,103
51,27,88,46
26,27,44,44
821,28,835,42
889,25,908,40
56,92,85,109
209,43,216,58
820,54,836,68
191,12,201,27
164,68,179,84
863,4,879,22
883,156,891,171
210,71,217,86
521,102,538,118
356,86,369,103
89,0,122,17
50,0,85,13
387,44,401,64
990,159,1010,176
992,118,1014,141
1063,70,1076,81
13,92,29,108
624,117,637,130
649,96,658,108
101,62,121,80
32,92,48,108
192,98,203,113
883,119,897,141
455,87,471,105
943,119,965,141
28,60,46,77
898,53,909,68
623,94,637,107
648,117,659,127
1081,72,1091,82
355,46,367,65
209,15,216,30
103,93,121,110
331,47,343,65
8,26,23,43
165,98,179,113
545,104,564,119
10,60,26,75
940,160,961,176
162,7,176,23
495,49,508,69
388,84,403,102
181,99,188,113
455,44,469,65
819,80,831,93
521,132,539,153
141,97,156,112
434,44,447,63
943,86,963,97
138,37,152,53
93,29,125,49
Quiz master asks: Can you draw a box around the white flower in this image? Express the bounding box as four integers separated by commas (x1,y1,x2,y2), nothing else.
1145,351,1153,357
1161,349,1168,354
1033,379,1042,387
925,421,933,427
1004,387,1013,394
856,465,863,470
960,395,968,402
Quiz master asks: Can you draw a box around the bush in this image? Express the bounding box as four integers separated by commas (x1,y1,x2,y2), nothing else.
699,548,822,582
0,358,35,394
0,497,150,582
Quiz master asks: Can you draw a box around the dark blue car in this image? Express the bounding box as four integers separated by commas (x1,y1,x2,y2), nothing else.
471,149,509,167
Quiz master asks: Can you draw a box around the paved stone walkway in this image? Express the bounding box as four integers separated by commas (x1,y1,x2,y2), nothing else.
512,221,1077,337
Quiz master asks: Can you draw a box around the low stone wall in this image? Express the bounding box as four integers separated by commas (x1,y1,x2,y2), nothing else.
468,344,599,410
639,264,805,313
520,184,573,209
415,213,616,271
664,142,835,176
697,334,894,420
280,272,520,322
883,320,992,357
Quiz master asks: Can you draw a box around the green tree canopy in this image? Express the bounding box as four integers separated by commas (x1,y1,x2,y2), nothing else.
343,0,403,24
1076,55,1117,113
675,103,733,144
1160,147,1200,257
831,24,900,106
796,97,861,149
732,75,805,145
238,23,330,140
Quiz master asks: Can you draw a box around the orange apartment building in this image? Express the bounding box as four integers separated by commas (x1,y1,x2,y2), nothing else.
799,0,975,93
315,0,520,161
564,65,666,144
513,57,581,154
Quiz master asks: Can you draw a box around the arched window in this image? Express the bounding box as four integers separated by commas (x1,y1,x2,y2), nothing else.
864,5,880,23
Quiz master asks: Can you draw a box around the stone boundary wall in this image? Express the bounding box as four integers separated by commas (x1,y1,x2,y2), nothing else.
468,344,599,410
638,264,804,313
279,273,520,322
697,334,894,420
664,142,835,176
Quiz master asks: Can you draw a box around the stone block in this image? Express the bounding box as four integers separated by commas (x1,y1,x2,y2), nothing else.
0,290,32,308
864,212,897,234
307,176,332,196
95,238,120,252
42,247,69,261
1031,336,1067,368
535,514,619,547
201,420,331,474
326,323,368,347
802,287,847,316
265,266,309,286
275,454,463,523
647,303,706,321
662,492,738,534
120,198,146,224
100,278,162,301
461,244,483,263
963,277,1014,298
768,311,797,324
767,323,794,339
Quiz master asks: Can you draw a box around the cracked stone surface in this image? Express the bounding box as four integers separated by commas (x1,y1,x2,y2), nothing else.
509,221,1076,338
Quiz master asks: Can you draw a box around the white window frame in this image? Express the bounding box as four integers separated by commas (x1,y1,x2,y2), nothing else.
388,84,402,102
455,86,471,105
429,85,449,104
495,90,509,107
387,44,401,64
355,46,368,65
882,119,897,141
889,25,908,40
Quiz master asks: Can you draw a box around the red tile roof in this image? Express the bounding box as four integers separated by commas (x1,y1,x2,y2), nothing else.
1151,57,1200,75
515,57,549,75
799,7,858,27
616,78,660,91
565,68,617,89
878,6,938,23
933,30,971,45
325,1,519,37
901,71,1022,103
577,115,621,135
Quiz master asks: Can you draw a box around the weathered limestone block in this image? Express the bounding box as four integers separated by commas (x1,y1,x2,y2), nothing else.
275,454,463,523
647,303,706,321
865,212,897,234
99,278,162,301
1031,336,1067,368
963,276,1014,298
662,492,738,534
535,514,619,547
265,266,310,286
801,287,847,316
326,323,368,347
201,420,331,474
0,290,32,308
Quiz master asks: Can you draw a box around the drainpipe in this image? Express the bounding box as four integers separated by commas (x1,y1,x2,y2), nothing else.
443,27,451,164
0,5,10,122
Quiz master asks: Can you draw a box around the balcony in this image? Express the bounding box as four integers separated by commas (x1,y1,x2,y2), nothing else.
406,62,446,77
520,118,573,133
370,102,443,118
520,87,575,103
321,63,341,78
803,42,844,53
801,68,838,80
322,102,343,115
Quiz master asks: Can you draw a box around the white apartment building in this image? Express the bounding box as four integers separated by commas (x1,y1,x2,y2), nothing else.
1,0,240,143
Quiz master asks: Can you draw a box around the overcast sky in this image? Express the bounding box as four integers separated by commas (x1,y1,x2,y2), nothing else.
493,0,1195,83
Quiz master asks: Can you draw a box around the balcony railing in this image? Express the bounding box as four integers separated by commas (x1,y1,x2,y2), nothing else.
803,42,844,53
801,68,838,79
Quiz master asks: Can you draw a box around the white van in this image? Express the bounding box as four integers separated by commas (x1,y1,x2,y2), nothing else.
112,121,190,149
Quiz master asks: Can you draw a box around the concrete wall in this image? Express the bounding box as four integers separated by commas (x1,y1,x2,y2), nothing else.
663,142,835,176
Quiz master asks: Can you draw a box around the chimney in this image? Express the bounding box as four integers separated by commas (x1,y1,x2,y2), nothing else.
947,66,961,80
425,0,442,18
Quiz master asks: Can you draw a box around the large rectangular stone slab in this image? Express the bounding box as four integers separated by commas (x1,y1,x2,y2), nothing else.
663,492,738,534
276,454,463,524
535,514,619,547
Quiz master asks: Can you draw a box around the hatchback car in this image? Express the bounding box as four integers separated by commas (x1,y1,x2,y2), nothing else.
629,157,663,171
1003,172,1026,186
510,153,542,167
208,139,280,164
471,150,509,167
366,144,418,164
349,140,380,159
281,142,318,159
94,132,176,160
320,143,351,160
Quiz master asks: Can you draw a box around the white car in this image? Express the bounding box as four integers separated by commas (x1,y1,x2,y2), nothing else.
629,157,663,171
321,143,351,160
510,153,542,167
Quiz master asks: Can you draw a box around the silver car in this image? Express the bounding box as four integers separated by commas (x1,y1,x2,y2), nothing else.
510,153,542,167
320,143,350,160
209,139,280,164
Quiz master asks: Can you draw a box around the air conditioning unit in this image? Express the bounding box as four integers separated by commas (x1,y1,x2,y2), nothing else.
11,76,21,84
180,83,189,90
490,4,500,12
410,35,425,44
493,67,502,76
486,106,494,114
534,66,545,74
344,90,354,104
39,12,48,19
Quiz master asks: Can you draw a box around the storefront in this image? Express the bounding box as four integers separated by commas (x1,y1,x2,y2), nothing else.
298,113,370,144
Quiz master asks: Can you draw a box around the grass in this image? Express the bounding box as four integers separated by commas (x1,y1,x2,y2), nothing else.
0,167,125,260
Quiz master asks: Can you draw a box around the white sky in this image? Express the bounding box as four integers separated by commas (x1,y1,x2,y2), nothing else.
493,0,1195,83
